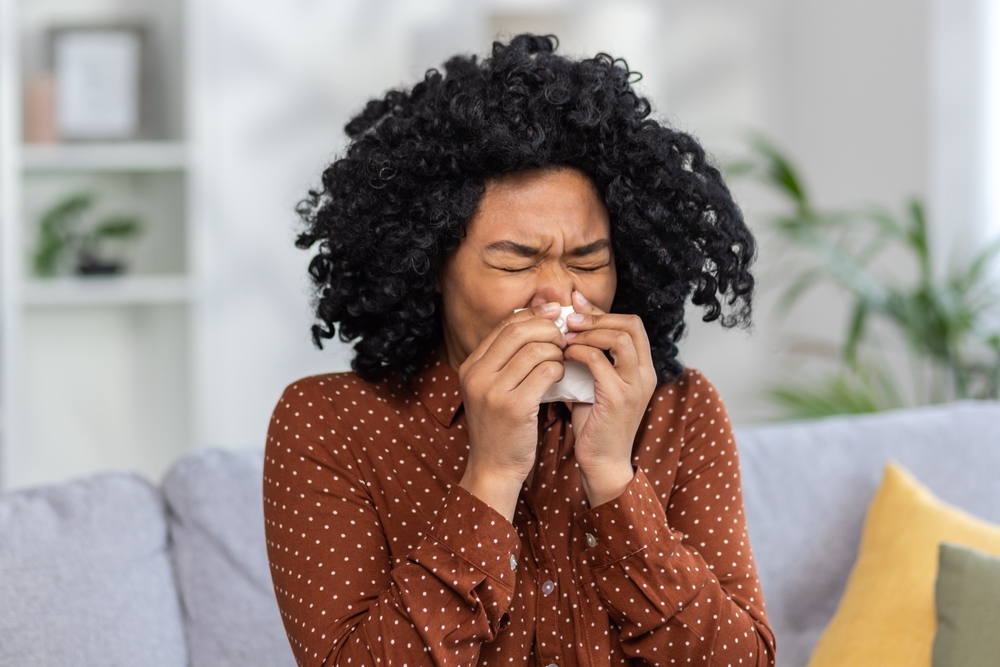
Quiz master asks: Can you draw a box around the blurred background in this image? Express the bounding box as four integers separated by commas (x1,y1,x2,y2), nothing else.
1,0,998,491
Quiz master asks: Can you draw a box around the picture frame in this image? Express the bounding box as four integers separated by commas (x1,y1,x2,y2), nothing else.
50,25,144,141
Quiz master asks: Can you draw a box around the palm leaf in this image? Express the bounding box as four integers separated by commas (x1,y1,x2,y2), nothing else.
844,300,870,365
775,269,826,317
730,133,1000,415
747,134,811,213
952,235,1000,294
723,159,757,180
768,373,883,420
905,199,931,283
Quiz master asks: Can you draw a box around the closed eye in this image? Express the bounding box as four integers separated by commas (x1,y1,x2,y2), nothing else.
571,264,609,273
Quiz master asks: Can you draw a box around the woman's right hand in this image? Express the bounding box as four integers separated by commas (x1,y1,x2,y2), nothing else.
458,301,566,521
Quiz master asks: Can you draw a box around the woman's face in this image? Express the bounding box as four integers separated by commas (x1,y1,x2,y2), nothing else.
438,166,617,369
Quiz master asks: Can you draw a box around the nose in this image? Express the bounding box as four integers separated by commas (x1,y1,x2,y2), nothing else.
527,264,574,308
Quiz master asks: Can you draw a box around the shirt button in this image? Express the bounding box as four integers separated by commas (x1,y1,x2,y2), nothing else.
541,580,556,596
585,532,597,548
509,554,517,570
547,663,558,667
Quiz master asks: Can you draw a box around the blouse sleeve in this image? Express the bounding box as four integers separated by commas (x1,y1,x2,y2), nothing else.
573,371,776,666
263,380,522,667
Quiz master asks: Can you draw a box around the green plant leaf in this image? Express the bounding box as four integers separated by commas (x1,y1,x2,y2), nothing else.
32,192,94,277
844,300,870,365
865,207,907,239
730,132,1000,416
32,235,65,277
952,235,1000,295
38,192,93,232
768,373,883,419
905,199,931,283
723,159,757,180
775,269,826,317
90,216,143,239
747,134,811,214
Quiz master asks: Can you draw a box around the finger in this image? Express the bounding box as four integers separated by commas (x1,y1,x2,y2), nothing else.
514,359,566,403
493,341,566,393
476,318,567,376
562,343,623,390
568,292,653,366
564,328,640,384
571,289,606,316
463,301,563,369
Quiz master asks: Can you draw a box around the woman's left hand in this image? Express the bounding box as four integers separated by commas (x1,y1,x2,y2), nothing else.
564,290,657,507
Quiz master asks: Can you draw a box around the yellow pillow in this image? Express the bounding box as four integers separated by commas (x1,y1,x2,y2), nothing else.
807,462,1000,667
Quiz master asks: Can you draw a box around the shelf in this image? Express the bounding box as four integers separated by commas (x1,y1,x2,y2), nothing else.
2,0,195,492
21,142,187,172
23,275,191,307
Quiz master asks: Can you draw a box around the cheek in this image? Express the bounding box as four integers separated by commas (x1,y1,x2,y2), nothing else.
472,282,529,328
441,267,523,341
459,269,522,313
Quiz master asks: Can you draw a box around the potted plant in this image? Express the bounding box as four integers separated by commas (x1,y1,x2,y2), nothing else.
728,136,1000,418
32,192,144,277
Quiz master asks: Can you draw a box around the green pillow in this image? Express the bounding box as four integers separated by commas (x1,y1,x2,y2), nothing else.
933,542,1000,667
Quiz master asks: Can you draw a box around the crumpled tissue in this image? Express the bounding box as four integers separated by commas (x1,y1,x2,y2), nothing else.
515,305,595,404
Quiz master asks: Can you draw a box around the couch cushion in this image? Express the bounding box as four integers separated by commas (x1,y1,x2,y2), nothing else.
807,463,1000,666
735,401,1000,667
0,472,187,667
933,543,1000,667
163,448,295,667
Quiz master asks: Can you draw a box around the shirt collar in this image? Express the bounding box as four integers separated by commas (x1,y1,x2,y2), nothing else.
414,348,464,427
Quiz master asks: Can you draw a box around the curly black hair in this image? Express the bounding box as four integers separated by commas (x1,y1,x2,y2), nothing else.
295,34,755,385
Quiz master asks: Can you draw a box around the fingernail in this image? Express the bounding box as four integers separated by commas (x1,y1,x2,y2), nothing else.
567,313,584,325
542,302,560,314
565,331,578,340
574,291,589,305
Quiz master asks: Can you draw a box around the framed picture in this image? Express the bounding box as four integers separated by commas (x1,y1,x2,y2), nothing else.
51,25,144,141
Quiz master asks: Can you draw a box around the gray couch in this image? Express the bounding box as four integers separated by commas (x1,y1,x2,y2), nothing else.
1,401,998,667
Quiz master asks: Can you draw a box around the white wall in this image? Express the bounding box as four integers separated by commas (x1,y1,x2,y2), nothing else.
676,0,932,421
927,0,993,277
193,0,940,447
990,0,1000,242
190,0,480,449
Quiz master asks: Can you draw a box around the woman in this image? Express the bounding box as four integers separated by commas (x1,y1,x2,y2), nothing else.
264,34,775,667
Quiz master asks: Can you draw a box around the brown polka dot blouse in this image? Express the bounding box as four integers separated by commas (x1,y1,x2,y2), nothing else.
264,351,775,667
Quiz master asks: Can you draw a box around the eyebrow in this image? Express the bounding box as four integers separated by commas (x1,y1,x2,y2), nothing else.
484,238,611,258
483,240,537,257
567,239,612,257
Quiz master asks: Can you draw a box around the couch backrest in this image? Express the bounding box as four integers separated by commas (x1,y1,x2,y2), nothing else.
735,401,1000,667
162,447,296,667
0,471,188,667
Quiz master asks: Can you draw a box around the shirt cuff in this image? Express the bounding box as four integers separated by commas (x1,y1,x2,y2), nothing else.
413,484,522,594
574,469,677,568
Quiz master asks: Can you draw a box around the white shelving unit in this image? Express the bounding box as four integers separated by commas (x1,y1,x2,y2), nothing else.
0,0,200,491
23,275,191,307
22,142,188,172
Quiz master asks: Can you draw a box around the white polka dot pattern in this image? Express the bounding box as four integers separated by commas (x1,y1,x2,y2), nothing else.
263,351,776,667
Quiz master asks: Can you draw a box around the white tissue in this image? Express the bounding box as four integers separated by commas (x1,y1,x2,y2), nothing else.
514,305,595,403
